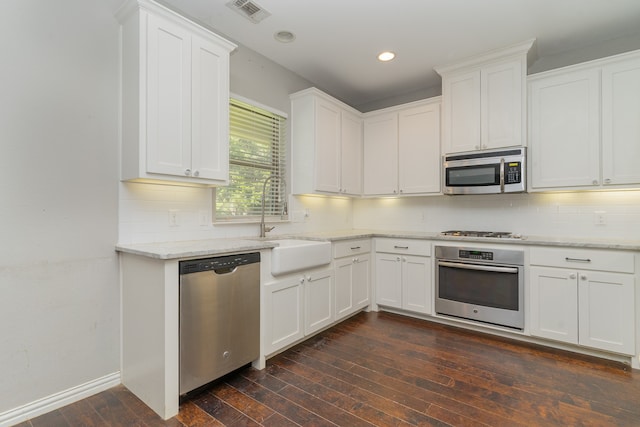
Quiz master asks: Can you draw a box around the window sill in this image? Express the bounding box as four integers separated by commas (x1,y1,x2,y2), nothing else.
213,217,290,226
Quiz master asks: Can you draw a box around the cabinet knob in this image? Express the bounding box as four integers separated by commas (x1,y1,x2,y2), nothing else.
580,274,588,281
193,170,200,177
185,169,192,176
393,189,397,194
399,189,404,194
569,273,577,279
396,256,401,262
299,277,305,284
592,179,598,185
604,178,611,184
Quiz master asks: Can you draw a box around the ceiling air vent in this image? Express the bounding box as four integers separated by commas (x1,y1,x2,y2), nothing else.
226,0,271,24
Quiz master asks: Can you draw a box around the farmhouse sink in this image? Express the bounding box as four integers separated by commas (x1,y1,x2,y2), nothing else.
266,239,332,276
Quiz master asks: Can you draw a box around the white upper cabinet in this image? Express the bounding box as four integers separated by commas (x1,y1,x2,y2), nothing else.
117,0,235,186
363,99,441,196
528,69,600,189
291,88,363,196
601,56,640,186
529,50,640,191
436,39,534,154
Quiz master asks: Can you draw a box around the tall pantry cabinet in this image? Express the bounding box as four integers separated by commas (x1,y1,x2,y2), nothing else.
117,0,236,186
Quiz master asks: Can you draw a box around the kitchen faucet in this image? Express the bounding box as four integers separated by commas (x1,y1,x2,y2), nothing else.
260,175,286,238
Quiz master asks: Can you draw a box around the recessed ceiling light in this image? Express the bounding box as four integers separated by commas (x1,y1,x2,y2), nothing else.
377,51,396,62
274,30,296,43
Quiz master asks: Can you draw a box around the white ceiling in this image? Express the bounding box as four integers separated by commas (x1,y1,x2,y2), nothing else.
113,0,640,109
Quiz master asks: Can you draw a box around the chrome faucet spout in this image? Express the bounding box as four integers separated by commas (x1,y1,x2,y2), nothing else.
260,175,286,238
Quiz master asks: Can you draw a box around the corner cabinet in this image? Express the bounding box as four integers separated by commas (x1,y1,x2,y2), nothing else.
290,88,363,196
117,0,236,186
374,239,432,314
528,50,640,191
529,247,635,355
436,39,534,154
363,99,441,196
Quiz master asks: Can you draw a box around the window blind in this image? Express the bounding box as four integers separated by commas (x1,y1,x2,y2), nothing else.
215,98,287,220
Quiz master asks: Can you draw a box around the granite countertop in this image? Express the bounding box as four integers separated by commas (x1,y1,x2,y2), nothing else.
116,229,640,260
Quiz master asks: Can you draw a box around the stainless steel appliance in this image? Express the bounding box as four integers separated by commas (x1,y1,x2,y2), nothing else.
179,252,260,395
443,147,525,195
435,245,524,330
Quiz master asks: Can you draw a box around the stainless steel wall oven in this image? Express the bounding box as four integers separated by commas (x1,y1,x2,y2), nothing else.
435,246,524,330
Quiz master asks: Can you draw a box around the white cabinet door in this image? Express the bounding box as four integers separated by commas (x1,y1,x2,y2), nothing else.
363,113,399,195
529,267,579,344
314,99,342,193
304,269,334,335
529,69,600,189
442,70,481,154
335,258,354,320
264,277,304,355
398,103,441,194
375,253,402,308
482,60,523,149
340,110,363,195
190,34,229,181
352,254,371,310
146,13,192,177
334,254,370,321
602,57,640,186
402,255,431,314
578,271,635,355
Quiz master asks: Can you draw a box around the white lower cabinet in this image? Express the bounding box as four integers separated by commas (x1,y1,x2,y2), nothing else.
529,248,635,355
375,239,432,314
334,239,371,321
304,269,334,335
264,268,334,356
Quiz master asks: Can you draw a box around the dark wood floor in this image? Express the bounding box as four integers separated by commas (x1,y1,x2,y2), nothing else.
18,311,640,426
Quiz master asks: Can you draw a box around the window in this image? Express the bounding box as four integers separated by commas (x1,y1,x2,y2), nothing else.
215,97,287,221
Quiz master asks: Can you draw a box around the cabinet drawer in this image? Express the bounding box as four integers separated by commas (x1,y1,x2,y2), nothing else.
530,247,634,273
375,238,431,256
334,239,371,258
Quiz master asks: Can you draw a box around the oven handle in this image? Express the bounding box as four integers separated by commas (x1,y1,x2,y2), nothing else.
437,260,519,274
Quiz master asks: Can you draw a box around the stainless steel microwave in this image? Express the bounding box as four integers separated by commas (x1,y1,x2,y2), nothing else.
443,147,526,195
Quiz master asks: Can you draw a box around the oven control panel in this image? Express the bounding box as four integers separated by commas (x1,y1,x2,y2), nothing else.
459,249,493,261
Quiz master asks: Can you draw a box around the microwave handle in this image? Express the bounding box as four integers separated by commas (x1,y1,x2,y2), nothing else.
499,158,505,193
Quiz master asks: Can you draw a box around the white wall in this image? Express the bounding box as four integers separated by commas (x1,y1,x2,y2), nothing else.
118,45,353,244
0,0,120,415
353,191,640,240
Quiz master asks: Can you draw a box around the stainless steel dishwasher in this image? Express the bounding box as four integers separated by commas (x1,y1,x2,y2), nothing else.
179,252,260,395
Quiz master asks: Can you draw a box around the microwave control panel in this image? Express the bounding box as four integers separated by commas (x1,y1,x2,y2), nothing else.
504,162,522,184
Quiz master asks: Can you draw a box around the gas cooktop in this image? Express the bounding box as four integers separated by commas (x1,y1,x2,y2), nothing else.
440,230,523,239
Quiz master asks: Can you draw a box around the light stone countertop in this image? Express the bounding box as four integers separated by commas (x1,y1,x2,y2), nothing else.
116,229,640,260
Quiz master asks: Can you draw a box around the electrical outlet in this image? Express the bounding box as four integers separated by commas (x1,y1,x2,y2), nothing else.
594,210,606,225
168,210,179,227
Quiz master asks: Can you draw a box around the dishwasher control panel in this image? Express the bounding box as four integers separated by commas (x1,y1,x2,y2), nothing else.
180,252,260,274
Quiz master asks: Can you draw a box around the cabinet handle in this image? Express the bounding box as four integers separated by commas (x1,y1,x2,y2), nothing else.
184,168,192,176
350,246,361,250
193,170,200,177
394,245,409,249
565,257,591,263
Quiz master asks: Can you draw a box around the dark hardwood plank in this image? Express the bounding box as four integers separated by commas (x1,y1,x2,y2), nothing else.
23,311,640,427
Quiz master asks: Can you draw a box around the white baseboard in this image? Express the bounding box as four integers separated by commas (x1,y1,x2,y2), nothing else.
0,372,121,427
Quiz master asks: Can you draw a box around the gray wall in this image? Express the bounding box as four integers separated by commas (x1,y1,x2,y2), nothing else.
0,0,120,413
